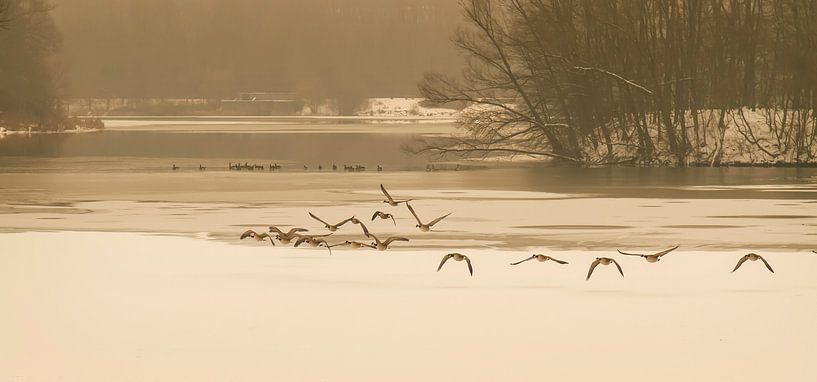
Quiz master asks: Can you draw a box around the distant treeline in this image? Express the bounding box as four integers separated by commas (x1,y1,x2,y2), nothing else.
420,0,817,165
54,0,462,113
0,0,65,129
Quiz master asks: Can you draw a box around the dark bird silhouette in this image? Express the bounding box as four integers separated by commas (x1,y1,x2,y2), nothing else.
732,253,774,273
350,217,371,237
617,245,679,263
371,211,396,225
437,253,473,276
380,184,412,206
406,203,451,232
294,235,334,254
308,212,354,232
510,254,568,266
343,240,375,249
240,230,275,245
586,257,624,280
268,226,309,245
368,233,409,251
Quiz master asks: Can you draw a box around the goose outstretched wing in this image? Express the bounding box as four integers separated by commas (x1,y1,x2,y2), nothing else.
757,255,775,273
586,259,601,280
380,184,395,203
510,255,535,266
547,256,568,264
437,254,454,272
383,237,409,246
406,203,423,225
732,255,750,273
308,212,329,226
427,213,452,227
611,259,624,277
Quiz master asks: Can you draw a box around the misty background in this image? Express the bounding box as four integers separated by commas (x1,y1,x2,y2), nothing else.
53,0,462,101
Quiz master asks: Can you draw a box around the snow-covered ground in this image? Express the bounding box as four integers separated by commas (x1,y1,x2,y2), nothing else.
1,230,815,382
354,97,460,119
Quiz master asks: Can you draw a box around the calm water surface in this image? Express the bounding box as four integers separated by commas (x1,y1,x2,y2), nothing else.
1,119,815,250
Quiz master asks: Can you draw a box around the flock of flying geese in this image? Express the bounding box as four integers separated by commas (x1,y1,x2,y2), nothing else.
241,184,814,279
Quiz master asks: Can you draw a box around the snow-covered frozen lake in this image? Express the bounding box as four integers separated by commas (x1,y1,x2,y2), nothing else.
1,119,816,382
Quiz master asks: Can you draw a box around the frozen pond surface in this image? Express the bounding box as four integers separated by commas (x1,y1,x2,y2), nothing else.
1,120,816,381
1,119,816,250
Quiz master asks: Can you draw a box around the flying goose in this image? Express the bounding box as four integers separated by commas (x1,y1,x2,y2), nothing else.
437,253,473,276
294,235,334,254
239,230,275,245
732,253,774,273
308,212,354,232
268,226,309,245
368,233,409,251
617,245,679,263
293,233,333,246
371,211,396,225
350,217,371,237
586,257,624,280
344,240,375,249
406,203,451,232
380,184,412,206
510,254,568,266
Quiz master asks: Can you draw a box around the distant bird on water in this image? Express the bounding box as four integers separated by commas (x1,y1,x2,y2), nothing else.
371,211,396,225
308,212,354,232
510,254,569,266
732,253,774,273
437,253,473,276
172,164,179,171
240,230,275,245
586,257,624,280
199,164,206,171
380,184,412,206
406,203,451,232
617,245,679,263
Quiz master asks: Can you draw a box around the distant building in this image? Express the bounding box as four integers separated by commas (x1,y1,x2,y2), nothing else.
220,92,302,115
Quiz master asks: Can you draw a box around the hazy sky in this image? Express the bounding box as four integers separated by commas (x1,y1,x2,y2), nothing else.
52,0,463,99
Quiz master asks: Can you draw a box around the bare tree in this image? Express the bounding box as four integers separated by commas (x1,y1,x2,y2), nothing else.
418,0,816,166
0,0,12,29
